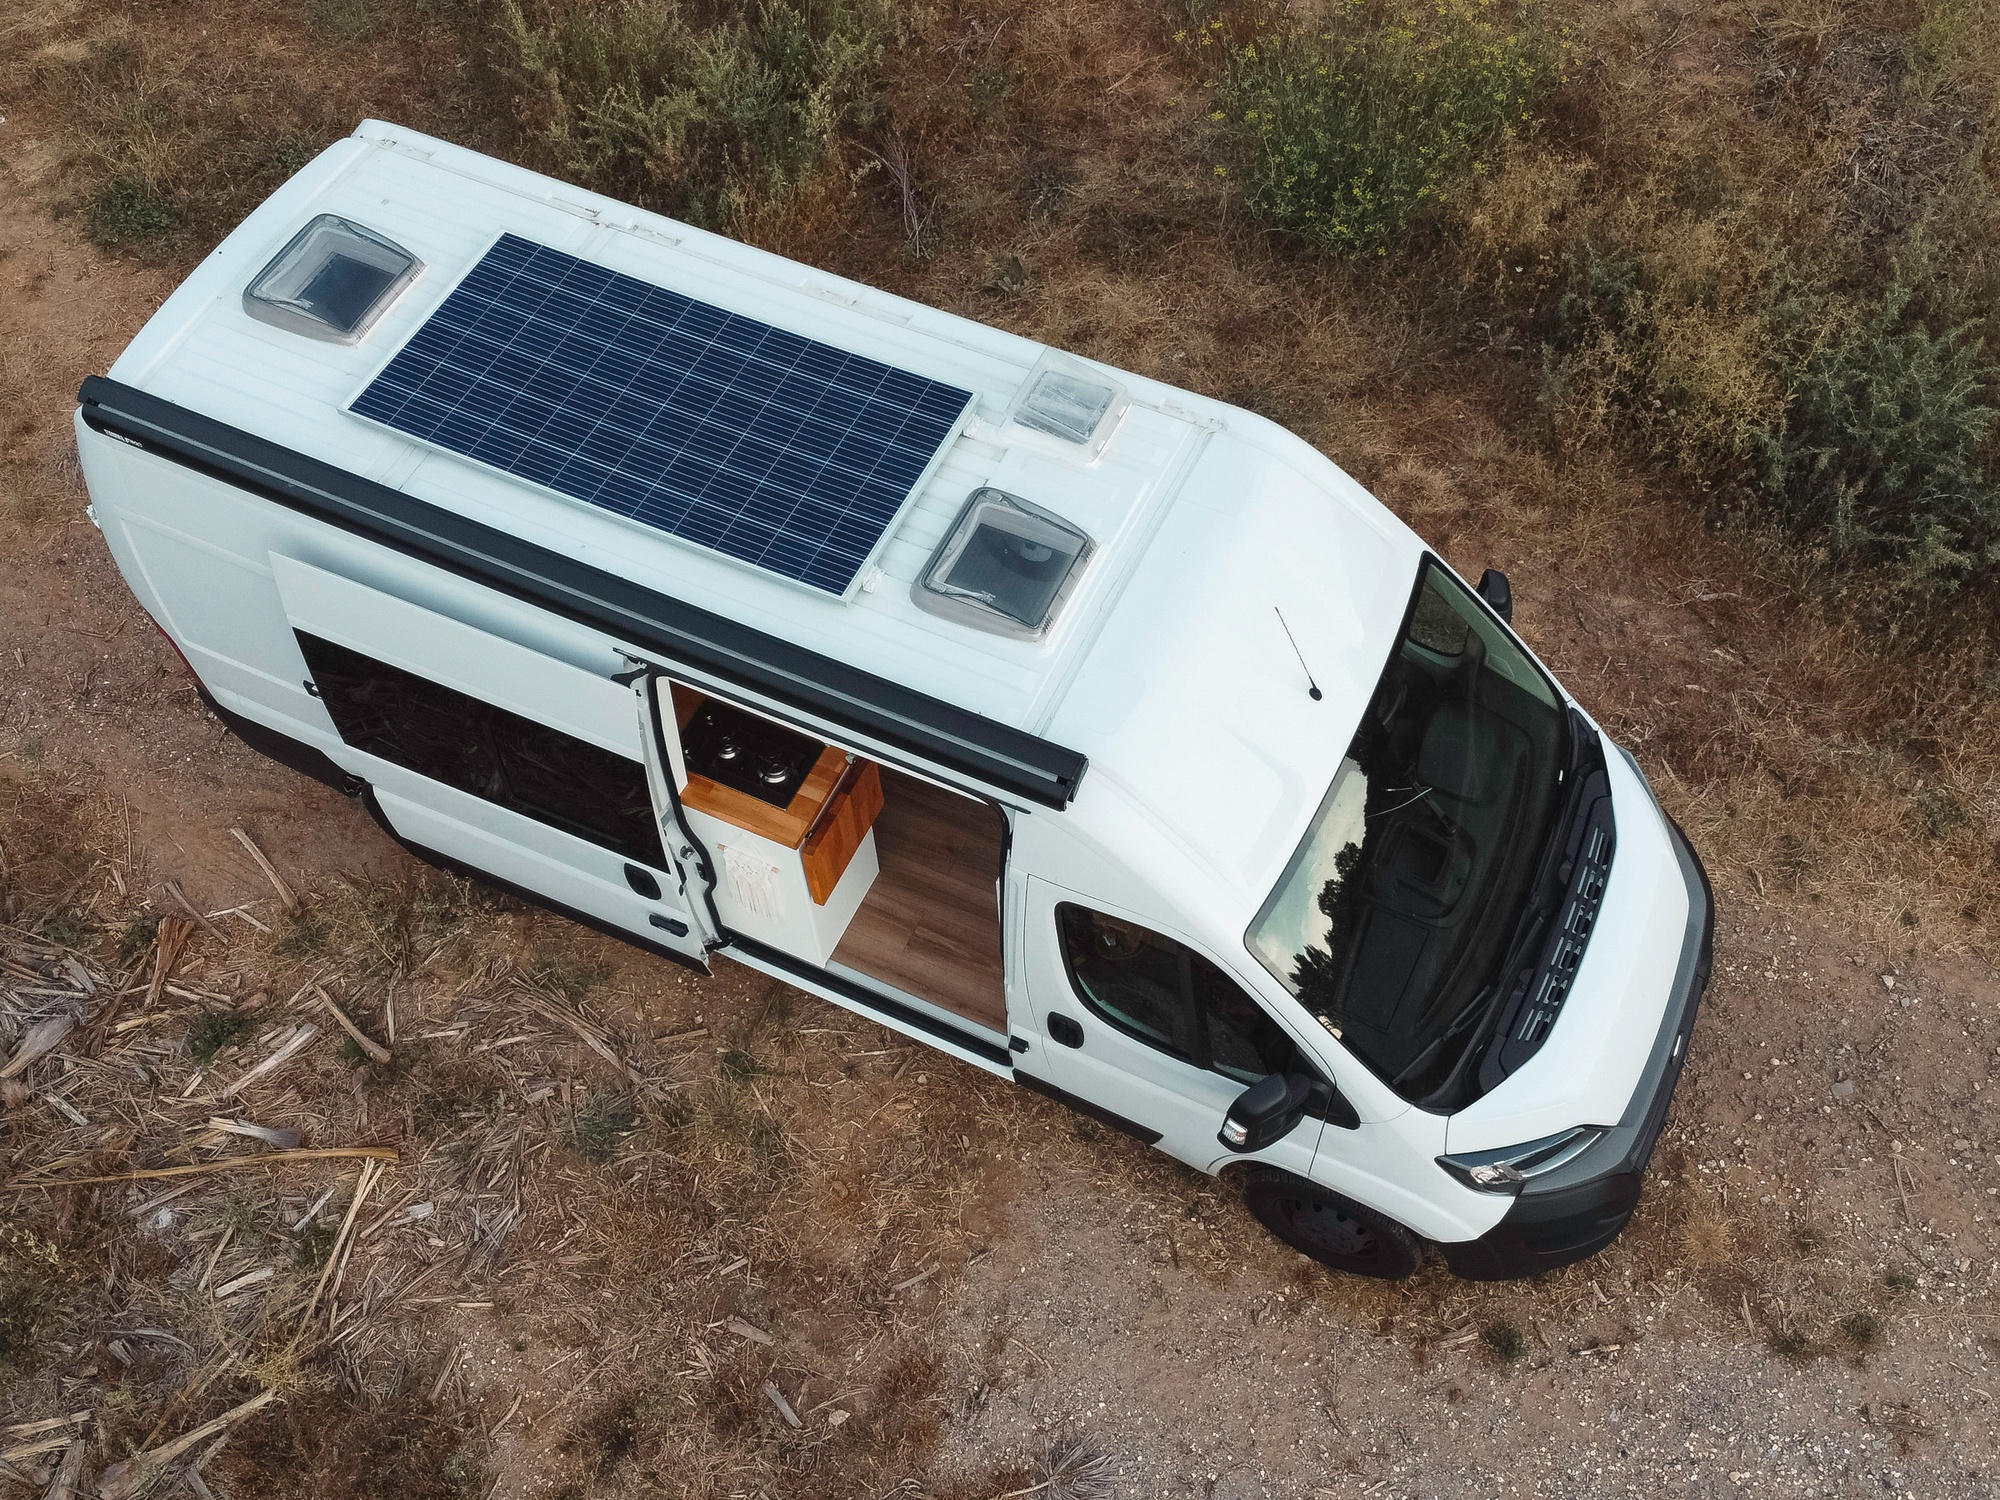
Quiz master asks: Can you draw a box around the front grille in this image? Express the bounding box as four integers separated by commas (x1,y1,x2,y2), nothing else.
1514,821,1614,1047
1478,757,1618,1091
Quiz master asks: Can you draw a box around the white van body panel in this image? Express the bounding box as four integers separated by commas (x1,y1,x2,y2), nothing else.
1307,1092,1510,1244
1024,877,1326,1169
105,122,1213,758
99,121,1431,911
75,416,714,967
1046,435,1424,917
269,555,641,757
78,422,335,752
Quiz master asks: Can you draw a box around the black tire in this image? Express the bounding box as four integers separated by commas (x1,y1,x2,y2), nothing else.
1240,1167,1424,1280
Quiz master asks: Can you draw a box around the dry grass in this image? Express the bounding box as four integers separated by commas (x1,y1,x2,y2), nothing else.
0,0,490,260
0,750,1029,1496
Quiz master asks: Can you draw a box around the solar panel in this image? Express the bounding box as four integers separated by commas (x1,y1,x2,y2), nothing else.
348,234,974,595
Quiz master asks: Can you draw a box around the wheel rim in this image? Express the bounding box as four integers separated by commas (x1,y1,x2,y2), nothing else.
1277,1192,1378,1260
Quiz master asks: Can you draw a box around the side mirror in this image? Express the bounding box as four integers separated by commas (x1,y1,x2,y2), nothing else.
1476,568,1513,624
1218,1071,1332,1152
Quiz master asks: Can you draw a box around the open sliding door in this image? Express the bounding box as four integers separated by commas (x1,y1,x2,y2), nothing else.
270,555,711,969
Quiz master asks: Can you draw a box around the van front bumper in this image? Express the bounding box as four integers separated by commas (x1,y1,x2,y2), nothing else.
1438,811,1713,1280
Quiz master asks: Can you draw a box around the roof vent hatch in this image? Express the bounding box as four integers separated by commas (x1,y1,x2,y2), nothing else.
244,215,422,345
913,488,1093,641
1004,352,1127,461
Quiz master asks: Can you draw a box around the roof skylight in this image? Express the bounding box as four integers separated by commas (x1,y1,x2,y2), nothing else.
1017,370,1116,443
913,488,1094,641
244,215,422,344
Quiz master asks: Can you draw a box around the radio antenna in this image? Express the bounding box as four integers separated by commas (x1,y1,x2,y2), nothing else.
1274,609,1322,701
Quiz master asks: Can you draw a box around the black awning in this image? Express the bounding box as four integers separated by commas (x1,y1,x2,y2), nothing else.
78,375,1088,810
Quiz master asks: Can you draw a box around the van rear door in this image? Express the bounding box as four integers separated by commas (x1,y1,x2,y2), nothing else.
270,555,711,969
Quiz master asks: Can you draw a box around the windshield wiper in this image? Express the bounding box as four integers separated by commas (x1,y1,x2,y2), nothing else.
1390,980,1495,1090
1411,710,1597,1107
1454,710,1605,1083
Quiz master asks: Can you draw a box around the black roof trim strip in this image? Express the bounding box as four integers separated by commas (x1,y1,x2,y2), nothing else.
77,376,1087,809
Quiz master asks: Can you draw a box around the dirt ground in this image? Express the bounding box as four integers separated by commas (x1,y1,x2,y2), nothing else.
5,97,2000,1500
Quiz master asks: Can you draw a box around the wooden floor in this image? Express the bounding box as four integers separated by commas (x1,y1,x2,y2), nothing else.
832,769,1008,1033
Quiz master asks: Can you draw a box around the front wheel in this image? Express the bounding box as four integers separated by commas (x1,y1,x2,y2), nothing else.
1240,1167,1423,1280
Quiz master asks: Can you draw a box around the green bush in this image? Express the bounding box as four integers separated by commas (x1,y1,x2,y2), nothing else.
86,177,177,248
1543,257,2000,596
1538,243,1782,478
497,0,893,228
571,1092,637,1163
187,1010,247,1066
1759,286,2000,592
1200,0,1561,256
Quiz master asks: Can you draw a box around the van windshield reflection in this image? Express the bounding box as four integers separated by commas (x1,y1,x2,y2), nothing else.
1246,559,1569,1104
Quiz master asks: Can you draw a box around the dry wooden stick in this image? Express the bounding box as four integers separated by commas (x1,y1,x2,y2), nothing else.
428,1345,466,1404
5,1146,397,1191
302,1158,384,1329
313,985,390,1065
162,882,225,943
93,1389,280,1500
0,1014,73,1079
516,989,643,1087
0,1414,91,1442
490,1390,527,1435
0,1433,74,1463
212,1022,320,1100
229,827,297,912
40,1436,87,1500
762,1381,802,1429
82,916,193,1058
146,917,197,1008
206,1117,304,1150
134,1344,242,1453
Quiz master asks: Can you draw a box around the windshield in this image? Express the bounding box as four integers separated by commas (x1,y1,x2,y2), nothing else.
1246,559,1568,1102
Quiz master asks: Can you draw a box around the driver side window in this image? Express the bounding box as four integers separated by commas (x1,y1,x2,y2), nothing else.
1056,904,1302,1084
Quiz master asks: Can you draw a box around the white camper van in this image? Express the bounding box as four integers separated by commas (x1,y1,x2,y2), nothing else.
75,121,1711,1280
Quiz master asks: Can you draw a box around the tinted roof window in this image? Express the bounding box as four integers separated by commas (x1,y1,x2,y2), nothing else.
913,488,1093,640
244,215,421,344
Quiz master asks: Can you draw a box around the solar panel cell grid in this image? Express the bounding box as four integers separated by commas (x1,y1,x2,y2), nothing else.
349,234,972,595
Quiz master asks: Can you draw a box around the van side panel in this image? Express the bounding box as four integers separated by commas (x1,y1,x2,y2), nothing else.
76,418,711,960
79,418,337,753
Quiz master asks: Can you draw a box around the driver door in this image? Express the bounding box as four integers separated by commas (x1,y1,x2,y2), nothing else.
1022,878,1325,1175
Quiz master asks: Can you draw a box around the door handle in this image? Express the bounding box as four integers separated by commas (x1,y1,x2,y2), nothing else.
649,914,689,937
1046,1014,1084,1049
624,863,663,900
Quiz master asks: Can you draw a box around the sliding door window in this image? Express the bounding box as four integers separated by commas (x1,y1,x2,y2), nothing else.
298,632,664,867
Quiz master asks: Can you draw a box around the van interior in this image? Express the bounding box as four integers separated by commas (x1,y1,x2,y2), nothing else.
667,684,1008,1034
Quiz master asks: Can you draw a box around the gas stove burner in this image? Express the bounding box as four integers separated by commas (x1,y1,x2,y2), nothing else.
680,697,824,809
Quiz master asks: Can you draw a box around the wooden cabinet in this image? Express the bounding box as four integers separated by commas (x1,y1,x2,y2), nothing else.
668,684,884,965
803,760,884,904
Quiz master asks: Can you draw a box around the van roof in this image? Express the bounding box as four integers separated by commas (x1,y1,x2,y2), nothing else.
105,120,1426,921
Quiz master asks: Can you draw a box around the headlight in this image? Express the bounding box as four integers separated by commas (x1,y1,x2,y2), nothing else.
1437,1126,1606,1195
